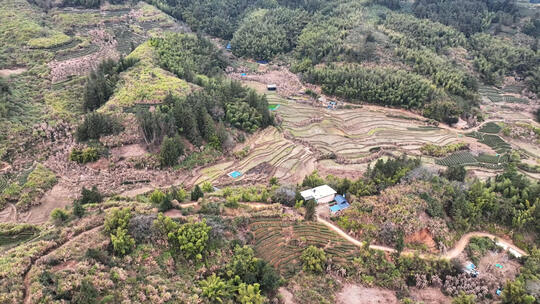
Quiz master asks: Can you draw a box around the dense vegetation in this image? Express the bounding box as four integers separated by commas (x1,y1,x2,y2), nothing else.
150,33,227,82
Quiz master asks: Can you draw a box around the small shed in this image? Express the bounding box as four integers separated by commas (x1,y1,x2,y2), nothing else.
267,84,277,91
300,185,337,204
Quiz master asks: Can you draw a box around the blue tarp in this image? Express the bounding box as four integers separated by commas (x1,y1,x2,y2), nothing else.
226,43,231,50
228,171,242,178
330,202,350,213
256,60,268,64
335,195,347,204
241,73,247,76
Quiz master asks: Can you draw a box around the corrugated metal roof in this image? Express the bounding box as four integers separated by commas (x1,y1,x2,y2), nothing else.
300,185,336,201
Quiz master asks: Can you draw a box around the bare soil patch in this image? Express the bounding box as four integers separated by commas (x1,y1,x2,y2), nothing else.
0,67,27,77
409,287,451,304
336,284,398,304
279,287,296,304
405,228,437,252
18,183,74,224
477,251,521,286
111,143,147,159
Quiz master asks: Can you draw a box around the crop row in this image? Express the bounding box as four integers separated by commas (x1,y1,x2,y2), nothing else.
435,151,478,166
478,122,501,134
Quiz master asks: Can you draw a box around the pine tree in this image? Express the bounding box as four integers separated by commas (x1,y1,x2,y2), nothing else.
191,185,204,201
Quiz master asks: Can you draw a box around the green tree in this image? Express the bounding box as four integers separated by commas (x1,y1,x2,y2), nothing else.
300,245,327,273
302,171,325,188
191,185,204,201
236,283,265,304
175,219,211,260
199,273,230,303
160,135,184,167
304,199,316,221
110,227,135,256
104,207,132,234
501,279,536,304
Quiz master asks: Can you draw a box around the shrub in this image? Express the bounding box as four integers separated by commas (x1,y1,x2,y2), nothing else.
150,189,172,212
104,208,132,234
110,227,135,256
76,113,122,141
236,283,265,304
199,273,231,303
191,185,204,201
69,147,99,164
201,181,214,193
80,186,103,204
73,200,85,218
73,279,98,304
168,186,187,202
50,208,68,224
300,246,327,273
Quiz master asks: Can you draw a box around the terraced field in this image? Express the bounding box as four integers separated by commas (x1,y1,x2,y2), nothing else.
279,102,462,161
193,126,316,185
249,217,359,277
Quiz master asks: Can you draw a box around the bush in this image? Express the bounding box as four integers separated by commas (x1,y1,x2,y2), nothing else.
73,278,98,304
76,113,122,141
199,273,231,303
73,200,85,218
150,189,173,212
104,207,132,234
50,208,68,224
201,181,214,193
110,227,135,256
80,186,103,205
300,245,327,273
69,147,99,164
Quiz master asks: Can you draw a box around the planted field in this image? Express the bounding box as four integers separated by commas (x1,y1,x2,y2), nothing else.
478,122,501,134
435,151,478,166
466,132,512,154
249,217,359,277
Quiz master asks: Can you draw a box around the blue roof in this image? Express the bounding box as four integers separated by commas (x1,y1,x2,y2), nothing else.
330,202,350,213
335,195,347,204
226,43,231,49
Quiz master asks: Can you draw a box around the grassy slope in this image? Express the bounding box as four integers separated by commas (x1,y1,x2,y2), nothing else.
102,41,193,112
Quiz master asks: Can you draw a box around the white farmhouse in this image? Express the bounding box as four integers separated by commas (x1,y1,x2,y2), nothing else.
300,185,337,204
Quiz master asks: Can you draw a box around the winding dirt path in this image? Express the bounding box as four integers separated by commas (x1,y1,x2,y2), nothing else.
317,216,528,259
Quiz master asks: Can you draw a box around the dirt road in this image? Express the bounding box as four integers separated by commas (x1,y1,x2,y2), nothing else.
317,217,527,259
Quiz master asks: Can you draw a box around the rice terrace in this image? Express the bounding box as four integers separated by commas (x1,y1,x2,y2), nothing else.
0,0,539,303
